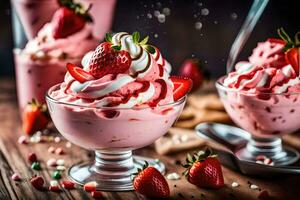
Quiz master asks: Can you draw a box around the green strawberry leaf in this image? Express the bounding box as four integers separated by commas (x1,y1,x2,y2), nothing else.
144,45,155,54
111,45,121,51
105,33,113,43
139,36,149,45
132,31,140,44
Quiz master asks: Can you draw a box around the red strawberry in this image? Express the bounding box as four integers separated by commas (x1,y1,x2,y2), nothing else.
133,162,170,198
267,38,286,45
170,76,193,101
52,0,92,39
22,99,49,136
277,28,300,75
285,48,299,75
66,63,94,83
182,148,224,189
88,42,132,78
179,59,204,92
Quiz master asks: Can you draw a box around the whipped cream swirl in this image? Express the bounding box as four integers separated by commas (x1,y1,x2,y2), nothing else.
51,32,174,108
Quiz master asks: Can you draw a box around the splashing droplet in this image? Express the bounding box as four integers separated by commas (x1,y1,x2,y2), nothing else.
157,14,166,23
201,8,209,16
230,12,238,20
162,7,171,16
154,33,159,38
195,22,203,30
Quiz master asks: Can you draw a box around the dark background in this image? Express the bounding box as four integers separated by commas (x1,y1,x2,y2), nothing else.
0,0,299,78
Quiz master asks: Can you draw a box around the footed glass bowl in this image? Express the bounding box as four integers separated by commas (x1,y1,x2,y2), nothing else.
46,84,186,191
216,76,300,166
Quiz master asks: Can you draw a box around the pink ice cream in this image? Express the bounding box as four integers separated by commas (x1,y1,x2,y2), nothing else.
218,39,300,137
47,32,185,150
15,15,98,111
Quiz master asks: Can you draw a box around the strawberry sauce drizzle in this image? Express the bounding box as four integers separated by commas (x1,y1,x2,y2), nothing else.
149,79,167,106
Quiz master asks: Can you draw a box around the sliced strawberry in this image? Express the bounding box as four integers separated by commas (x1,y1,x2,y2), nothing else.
170,76,193,101
66,63,94,83
285,48,299,75
267,38,286,45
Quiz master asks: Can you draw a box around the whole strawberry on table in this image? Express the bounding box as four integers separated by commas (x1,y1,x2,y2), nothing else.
182,148,225,189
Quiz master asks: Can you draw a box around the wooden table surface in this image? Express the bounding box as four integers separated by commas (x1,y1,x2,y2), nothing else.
1,77,300,200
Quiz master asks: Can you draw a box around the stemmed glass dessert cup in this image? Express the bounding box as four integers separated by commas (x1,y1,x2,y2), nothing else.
46,84,186,191
216,76,300,166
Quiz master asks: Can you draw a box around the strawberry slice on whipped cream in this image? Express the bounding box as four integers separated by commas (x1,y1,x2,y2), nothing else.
53,31,192,108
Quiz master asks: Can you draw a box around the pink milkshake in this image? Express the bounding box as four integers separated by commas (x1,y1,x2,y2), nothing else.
11,0,59,39
15,1,98,111
46,32,191,190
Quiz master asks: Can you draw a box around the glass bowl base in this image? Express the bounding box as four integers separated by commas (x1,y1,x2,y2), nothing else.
236,137,300,166
67,154,165,191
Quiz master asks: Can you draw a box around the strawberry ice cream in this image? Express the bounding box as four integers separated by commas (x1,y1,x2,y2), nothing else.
218,36,300,137
15,1,98,111
47,32,191,149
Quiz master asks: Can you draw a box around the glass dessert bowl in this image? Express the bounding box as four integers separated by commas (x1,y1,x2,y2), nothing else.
46,84,186,191
216,76,300,166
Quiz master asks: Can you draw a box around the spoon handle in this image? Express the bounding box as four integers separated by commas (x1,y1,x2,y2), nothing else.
226,0,269,73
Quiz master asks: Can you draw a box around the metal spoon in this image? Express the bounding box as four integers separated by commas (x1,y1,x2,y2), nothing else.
195,123,300,176
226,0,269,73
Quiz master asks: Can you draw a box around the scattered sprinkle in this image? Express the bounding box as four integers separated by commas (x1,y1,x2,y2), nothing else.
250,184,259,190
28,153,37,163
66,142,72,148
18,136,27,144
56,159,65,166
62,180,75,189
30,135,41,143
11,173,21,181
50,180,59,186
48,146,56,153
47,158,57,167
31,162,41,170
84,181,98,192
231,182,239,188
167,172,181,180
56,165,66,171
30,176,44,190
54,137,61,143
52,171,62,179
55,147,64,155
91,191,103,199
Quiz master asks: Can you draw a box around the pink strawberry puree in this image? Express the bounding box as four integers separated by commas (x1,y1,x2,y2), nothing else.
47,32,185,150
219,40,300,138
15,22,97,111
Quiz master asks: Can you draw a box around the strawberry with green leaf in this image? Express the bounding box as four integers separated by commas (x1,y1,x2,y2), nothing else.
277,28,300,75
52,0,93,39
182,148,224,189
133,162,170,198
